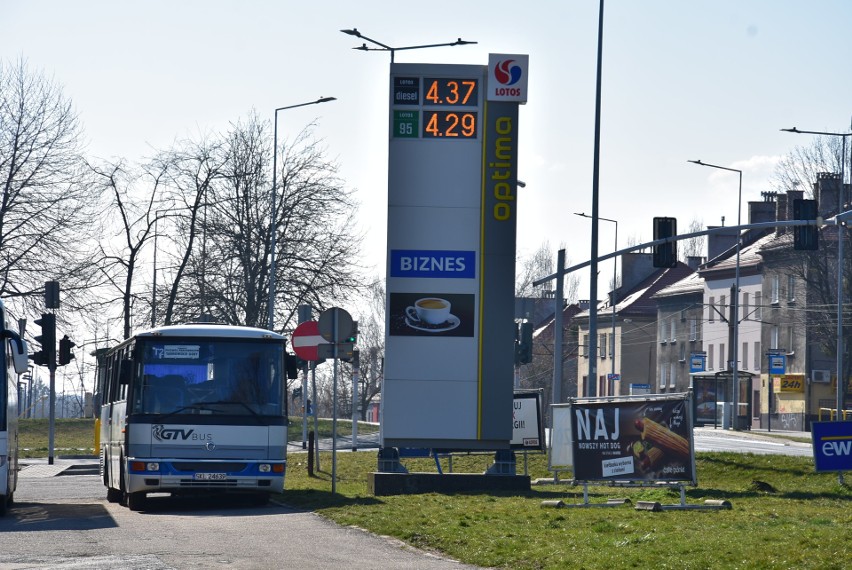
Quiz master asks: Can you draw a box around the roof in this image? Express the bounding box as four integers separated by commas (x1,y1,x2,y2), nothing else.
576,261,695,320
652,271,704,299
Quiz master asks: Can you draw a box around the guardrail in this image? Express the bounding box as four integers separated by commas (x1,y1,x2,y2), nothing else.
818,408,852,421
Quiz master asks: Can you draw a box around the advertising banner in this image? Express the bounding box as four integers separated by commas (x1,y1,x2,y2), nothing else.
569,393,696,483
811,421,852,472
511,390,545,450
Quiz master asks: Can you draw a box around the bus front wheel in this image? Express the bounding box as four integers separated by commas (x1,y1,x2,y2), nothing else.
125,491,147,511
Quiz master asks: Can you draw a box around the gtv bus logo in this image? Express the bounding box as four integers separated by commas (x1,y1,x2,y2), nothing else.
153,424,195,441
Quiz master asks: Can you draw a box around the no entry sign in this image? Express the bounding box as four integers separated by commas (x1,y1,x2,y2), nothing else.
291,320,326,361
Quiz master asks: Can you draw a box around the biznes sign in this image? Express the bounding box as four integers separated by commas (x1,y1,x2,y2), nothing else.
488,54,529,103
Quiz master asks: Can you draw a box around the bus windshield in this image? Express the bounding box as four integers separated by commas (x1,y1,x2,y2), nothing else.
129,338,284,417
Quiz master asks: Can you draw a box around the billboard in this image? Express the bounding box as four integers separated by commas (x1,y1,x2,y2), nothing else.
564,393,696,483
383,57,527,450
511,390,545,451
811,421,852,472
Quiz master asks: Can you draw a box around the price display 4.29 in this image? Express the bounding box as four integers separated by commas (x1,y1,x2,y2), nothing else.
422,111,477,138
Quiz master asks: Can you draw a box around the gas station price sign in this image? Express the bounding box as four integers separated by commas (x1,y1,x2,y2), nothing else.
391,75,480,140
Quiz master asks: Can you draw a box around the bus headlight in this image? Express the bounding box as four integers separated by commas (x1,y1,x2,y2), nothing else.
259,464,271,473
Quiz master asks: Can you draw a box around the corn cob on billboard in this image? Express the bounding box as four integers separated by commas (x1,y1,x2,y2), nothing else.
567,393,696,483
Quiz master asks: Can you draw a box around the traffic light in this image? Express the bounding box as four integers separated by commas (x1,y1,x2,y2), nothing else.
29,349,48,366
33,313,56,368
346,321,358,344
58,335,76,366
653,217,678,268
793,198,819,251
284,353,303,379
515,321,533,365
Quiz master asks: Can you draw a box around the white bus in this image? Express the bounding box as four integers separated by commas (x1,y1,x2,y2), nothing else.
95,323,291,510
1,299,29,516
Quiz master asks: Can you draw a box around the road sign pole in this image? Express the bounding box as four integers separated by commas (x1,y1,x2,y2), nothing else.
331,309,338,495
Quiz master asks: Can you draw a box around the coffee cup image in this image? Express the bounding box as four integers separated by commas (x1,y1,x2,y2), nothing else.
405,297,451,325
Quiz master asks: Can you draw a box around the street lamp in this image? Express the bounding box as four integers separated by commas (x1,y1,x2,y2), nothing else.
575,212,618,395
689,159,743,429
781,127,852,430
340,28,477,63
268,97,336,331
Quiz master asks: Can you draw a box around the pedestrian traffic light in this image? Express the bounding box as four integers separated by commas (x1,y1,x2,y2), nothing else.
33,313,56,367
58,335,76,366
653,217,678,268
793,198,819,251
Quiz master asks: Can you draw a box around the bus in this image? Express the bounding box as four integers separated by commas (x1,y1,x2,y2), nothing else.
1,299,29,516
95,323,291,511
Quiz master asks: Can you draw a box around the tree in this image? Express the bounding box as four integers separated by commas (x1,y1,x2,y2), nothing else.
681,217,706,260
0,58,99,316
516,241,579,303
89,160,165,339
771,134,847,197
158,114,363,332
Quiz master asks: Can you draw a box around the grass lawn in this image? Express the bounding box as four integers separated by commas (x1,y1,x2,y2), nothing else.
282,450,851,570
17,419,850,568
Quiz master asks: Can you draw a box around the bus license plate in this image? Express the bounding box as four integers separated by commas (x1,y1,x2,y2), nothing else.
194,472,227,481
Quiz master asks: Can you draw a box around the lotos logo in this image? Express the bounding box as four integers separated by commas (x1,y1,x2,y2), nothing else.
494,59,522,86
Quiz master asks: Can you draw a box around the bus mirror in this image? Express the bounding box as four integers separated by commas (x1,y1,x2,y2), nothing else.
119,358,133,385
11,338,29,374
2,329,30,374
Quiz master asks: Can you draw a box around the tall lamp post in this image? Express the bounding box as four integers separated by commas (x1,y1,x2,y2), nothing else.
268,97,336,331
340,28,477,63
690,159,743,429
575,212,617,395
781,127,852,431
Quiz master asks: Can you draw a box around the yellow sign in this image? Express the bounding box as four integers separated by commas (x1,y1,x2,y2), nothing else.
778,374,805,392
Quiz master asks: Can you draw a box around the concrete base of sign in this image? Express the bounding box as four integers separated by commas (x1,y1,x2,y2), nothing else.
368,472,531,496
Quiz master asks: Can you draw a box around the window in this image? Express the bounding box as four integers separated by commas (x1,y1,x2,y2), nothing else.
771,326,779,349
670,319,676,342
679,342,686,362
720,294,726,314
708,344,715,370
755,291,762,321
742,342,749,371
599,333,607,358
689,318,698,341
582,334,589,357
659,320,666,343
787,275,796,303
660,366,667,389
709,297,715,322
743,292,750,320
787,326,795,354
719,343,726,370
669,363,676,388
754,341,761,370
771,275,780,304
609,333,615,359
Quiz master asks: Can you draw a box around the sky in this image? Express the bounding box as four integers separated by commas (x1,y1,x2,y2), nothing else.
3,0,852,304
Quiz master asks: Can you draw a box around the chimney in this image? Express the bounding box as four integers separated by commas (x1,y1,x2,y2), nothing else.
686,256,704,271
749,192,777,224
620,252,654,293
707,226,738,259
816,172,842,218
775,192,788,235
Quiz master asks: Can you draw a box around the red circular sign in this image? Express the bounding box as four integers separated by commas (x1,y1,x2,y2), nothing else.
291,321,326,361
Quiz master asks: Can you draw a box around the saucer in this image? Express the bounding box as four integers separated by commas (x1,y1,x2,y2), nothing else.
405,314,460,333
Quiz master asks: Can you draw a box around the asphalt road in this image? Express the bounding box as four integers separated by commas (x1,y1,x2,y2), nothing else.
1,465,479,570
